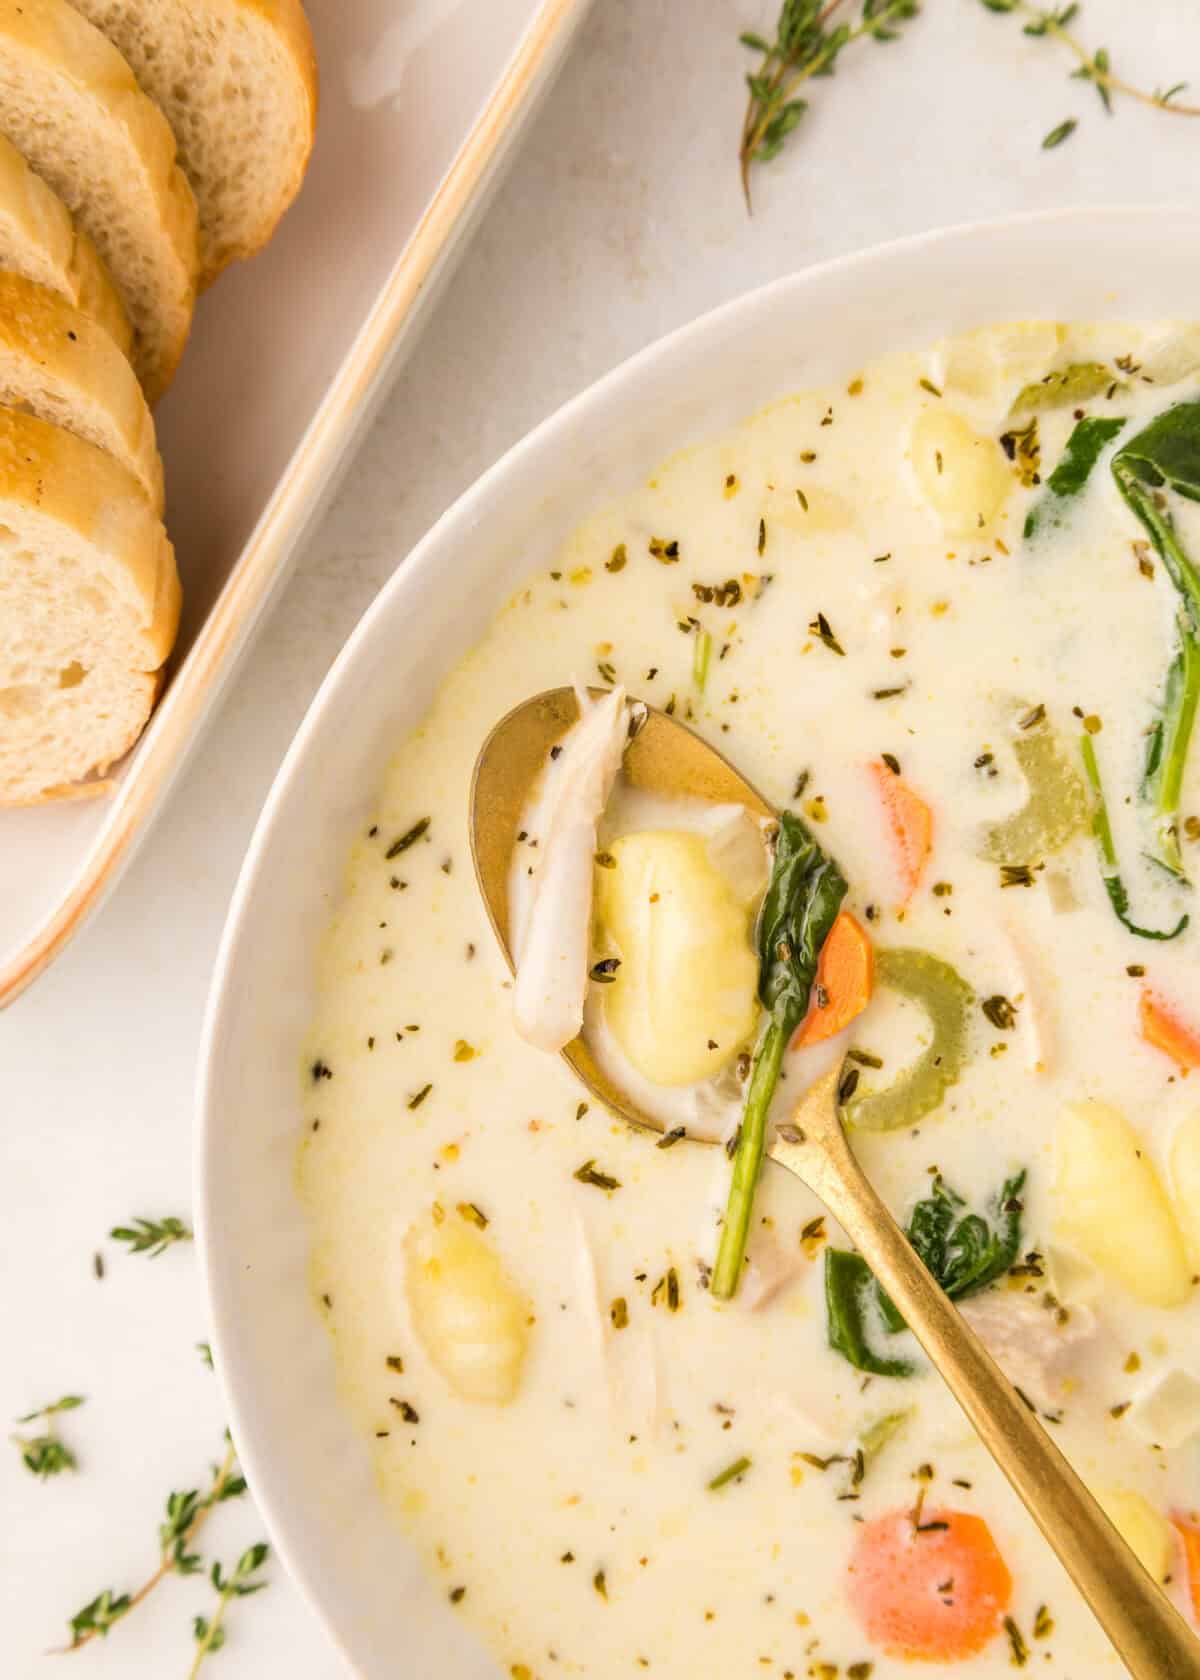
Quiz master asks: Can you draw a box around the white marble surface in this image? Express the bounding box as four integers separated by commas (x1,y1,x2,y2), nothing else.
4,1,1200,1674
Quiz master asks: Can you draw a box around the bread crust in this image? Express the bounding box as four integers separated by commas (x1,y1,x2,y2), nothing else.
0,132,132,356
0,407,179,804
0,269,163,508
71,0,318,284
0,0,199,401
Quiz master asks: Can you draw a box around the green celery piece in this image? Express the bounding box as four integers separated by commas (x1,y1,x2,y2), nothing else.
1024,415,1126,540
824,1249,914,1378
840,947,973,1134
1080,733,1188,940
979,712,1089,865
711,812,846,1300
1112,401,1200,880
1011,361,1120,415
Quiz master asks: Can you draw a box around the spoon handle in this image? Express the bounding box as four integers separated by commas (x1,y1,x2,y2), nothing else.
769,1084,1200,1679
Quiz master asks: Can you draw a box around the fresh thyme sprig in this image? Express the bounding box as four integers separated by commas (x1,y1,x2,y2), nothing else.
189,1543,270,1677
738,0,920,205
59,1438,246,1654
740,1,1199,196
11,1395,85,1480
109,1215,193,1258
978,3,1200,120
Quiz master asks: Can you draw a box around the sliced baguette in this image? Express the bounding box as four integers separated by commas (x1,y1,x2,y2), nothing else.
0,270,163,510
0,0,199,401
72,0,318,284
0,403,180,805
0,132,131,357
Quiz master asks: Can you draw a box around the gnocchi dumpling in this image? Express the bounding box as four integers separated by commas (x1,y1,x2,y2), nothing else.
910,407,1012,538
404,1214,530,1404
938,321,1065,399
1095,1489,1175,1583
595,829,759,1086
1169,1110,1200,1271
1053,1101,1192,1309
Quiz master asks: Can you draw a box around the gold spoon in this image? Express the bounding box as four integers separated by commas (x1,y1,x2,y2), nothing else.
470,686,1200,1680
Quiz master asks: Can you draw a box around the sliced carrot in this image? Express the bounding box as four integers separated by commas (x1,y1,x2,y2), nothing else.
795,911,874,1047
870,759,933,908
1140,989,1200,1073
847,1507,1012,1662
1171,1512,1200,1622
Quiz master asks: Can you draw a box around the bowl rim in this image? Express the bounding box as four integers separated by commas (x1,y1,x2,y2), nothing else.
195,201,1192,1671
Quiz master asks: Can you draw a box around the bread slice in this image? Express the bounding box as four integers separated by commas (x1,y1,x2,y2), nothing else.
0,403,180,804
72,0,318,284
0,0,199,401
0,270,163,510
0,133,132,358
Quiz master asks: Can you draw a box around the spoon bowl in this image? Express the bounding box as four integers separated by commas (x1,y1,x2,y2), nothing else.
470,684,773,1134
470,684,1200,1680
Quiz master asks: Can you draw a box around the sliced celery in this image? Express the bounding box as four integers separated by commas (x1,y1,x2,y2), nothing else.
841,947,973,1134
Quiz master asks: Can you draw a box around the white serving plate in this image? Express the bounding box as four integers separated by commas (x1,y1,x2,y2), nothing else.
198,208,1200,1677
0,0,592,1009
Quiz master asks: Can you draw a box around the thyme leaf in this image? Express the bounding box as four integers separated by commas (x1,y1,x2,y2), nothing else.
738,1,921,206
707,1454,752,1490
59,1439,247,1655
574,1160,621,1192
109,1216,193,1258
189,1543,270,1677
11,1394,85,1480
979,1,1200,129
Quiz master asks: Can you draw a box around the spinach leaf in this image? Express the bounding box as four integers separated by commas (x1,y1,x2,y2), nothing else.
1080,732,1189,940
824,1249,915,1379
711,813,846,1300
827,1171,1027,1364
876,1169,1026,1332
755,812,849,1023
1024,415,1126,540
1113,400,1200,879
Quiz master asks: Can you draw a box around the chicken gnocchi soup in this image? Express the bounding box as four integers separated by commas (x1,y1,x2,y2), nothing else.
300,319,1200,1677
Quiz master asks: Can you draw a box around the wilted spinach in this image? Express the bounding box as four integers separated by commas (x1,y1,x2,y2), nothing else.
1023,414,1125,540
1112,400,1200,880
825,1170,1027,1375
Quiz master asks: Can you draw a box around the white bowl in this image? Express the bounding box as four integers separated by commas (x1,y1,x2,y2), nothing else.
197,207,1200,1676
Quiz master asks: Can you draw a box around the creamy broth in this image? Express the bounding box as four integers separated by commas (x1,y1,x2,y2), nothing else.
299,322,1200,1678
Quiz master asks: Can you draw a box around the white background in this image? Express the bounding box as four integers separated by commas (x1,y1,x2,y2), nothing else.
4,1,1200,1674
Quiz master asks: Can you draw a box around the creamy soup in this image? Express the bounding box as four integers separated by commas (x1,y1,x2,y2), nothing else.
298,321,1200,1678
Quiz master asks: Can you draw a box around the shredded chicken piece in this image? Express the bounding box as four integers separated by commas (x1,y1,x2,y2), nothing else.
958,1291,1095,1412
1001,916,1056,1075
1128,1368,1200,1450
741,1229,806,1311
512,686,629,1052
569,1208,609,1379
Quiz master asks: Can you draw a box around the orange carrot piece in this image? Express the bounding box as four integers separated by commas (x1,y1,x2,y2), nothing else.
795,911,874,1047
1140,989,1200,1072
870,759,933,908
1172,1513,1200,1622
847,1507,1013,1662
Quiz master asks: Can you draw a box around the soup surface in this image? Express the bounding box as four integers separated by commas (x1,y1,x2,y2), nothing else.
299,321,1200,1678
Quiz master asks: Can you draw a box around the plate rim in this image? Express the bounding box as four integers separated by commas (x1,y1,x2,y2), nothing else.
0,0,593,1012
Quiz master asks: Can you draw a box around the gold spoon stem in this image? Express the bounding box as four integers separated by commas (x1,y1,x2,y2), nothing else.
777,1068,1200,1680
